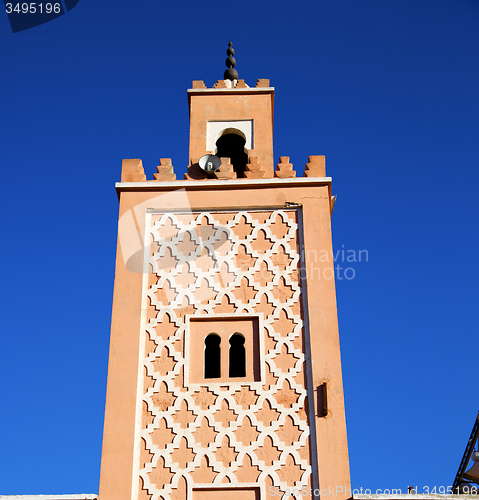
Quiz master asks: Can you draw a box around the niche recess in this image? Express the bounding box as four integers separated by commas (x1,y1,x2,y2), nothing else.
206,120,253,178
187,315,261,384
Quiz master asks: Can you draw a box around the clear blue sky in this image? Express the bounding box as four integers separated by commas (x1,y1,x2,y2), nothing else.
1,0,478,495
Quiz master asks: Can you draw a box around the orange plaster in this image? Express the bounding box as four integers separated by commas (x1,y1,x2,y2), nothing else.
100,78,350,500
188,86,274,177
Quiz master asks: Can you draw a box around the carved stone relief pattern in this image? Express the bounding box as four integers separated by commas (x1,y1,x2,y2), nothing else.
138,210,313,500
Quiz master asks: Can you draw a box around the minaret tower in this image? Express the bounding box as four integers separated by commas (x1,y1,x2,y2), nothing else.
99,43,350,500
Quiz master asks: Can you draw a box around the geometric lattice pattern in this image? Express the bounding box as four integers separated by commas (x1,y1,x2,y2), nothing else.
137,210,314,500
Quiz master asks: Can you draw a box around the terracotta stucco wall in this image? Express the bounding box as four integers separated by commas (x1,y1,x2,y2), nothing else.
99,179,350,500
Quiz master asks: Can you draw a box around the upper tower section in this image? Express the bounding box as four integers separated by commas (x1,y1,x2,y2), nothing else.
187,42,275,179
119,40,327,185
187,79,274,179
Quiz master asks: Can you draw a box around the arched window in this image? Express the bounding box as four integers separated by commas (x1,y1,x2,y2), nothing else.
189,316,259,383
229,333,246,378
216,132,248,178
204,334,221,378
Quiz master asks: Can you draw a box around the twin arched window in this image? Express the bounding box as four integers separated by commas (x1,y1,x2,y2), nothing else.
204,332,246,379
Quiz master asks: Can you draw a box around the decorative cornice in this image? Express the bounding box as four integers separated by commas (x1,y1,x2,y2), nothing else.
116,176,332,193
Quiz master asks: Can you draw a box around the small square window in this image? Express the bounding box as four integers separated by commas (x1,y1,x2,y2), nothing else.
186,315,261,384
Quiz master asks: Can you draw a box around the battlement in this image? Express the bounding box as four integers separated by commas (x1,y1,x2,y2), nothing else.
191,78,271,89
119,155,327,183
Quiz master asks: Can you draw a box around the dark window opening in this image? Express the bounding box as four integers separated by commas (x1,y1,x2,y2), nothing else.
204,334,221,378
229,333,246,377
215,133,248,178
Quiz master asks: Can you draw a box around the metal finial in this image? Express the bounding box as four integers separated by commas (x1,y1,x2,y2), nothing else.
224,40,239,81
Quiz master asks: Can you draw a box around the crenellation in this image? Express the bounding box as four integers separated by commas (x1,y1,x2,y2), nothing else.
115,156,333,183
255,78,270,87
214,157,237,180
303,155,326,177
235,79,248,88
121,158,147,182
191,79,263,89
192,80,207,89
275,156,296,178
153,158,176,181
244,157,266,179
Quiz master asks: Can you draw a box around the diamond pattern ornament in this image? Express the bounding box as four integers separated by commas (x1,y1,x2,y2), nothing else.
138,210,314,499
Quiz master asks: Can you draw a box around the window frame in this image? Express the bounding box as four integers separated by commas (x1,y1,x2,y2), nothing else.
184,313,265,388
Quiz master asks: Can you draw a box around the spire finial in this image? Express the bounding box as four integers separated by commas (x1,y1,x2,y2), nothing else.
224,40,239,81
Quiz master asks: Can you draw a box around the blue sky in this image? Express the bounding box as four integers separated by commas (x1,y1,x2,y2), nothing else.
1,0,479,495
